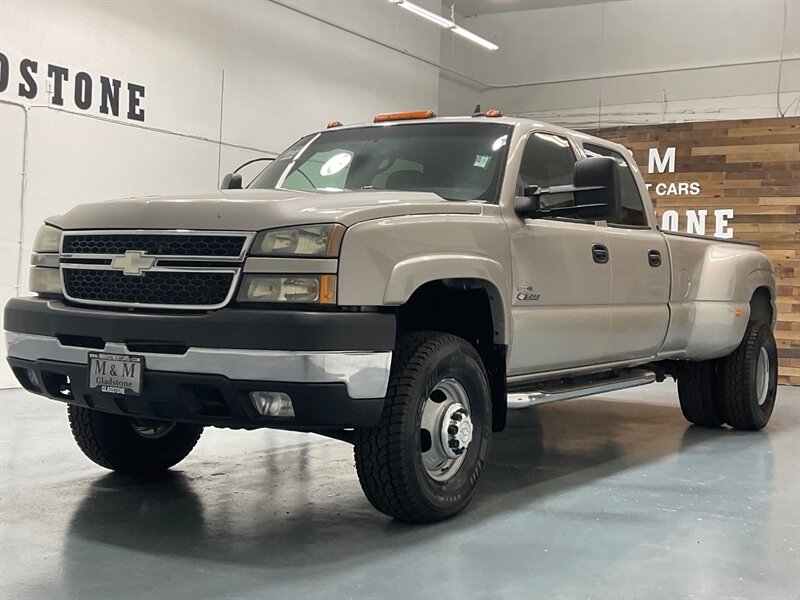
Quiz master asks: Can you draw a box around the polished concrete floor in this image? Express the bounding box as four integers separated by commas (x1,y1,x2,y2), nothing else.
1,381,798,600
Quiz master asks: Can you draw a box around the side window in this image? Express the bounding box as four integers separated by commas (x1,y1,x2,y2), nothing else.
518,132,577,210
583,144,648,227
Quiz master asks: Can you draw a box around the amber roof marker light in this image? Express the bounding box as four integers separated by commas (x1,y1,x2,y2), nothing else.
327,120,343,128
373,110,436,123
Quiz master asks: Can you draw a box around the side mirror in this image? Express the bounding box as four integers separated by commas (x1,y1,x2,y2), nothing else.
571,156,621,219
514,156,621,220
219,156,276,190
220,173,243,190
513,186,541,217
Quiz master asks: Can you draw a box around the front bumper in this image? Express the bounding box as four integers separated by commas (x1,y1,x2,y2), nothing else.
4,298,395,429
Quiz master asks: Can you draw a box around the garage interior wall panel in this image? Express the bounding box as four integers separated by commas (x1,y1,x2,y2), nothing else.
591,117,800,385
0,0,441,387
438,0,800,127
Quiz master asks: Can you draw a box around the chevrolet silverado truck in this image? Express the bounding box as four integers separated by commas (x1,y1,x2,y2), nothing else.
4,111,778,523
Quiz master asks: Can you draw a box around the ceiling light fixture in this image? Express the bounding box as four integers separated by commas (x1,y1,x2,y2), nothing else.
450,25,499,51
389,0,453,28
388,0,499,51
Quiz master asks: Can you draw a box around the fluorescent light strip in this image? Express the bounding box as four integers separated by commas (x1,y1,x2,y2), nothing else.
451,25,499,51
391,0,453,28
388,0,499,50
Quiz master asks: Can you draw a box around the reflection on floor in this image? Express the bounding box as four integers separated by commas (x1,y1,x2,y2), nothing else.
1,381,798,599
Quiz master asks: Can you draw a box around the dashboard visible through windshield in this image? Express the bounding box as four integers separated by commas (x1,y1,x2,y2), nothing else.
249,122,513,203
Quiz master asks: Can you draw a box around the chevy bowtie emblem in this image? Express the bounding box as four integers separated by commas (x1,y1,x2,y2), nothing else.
111,250,156,276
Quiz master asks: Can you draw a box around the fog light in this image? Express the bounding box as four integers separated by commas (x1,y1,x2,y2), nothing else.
250,391,294,417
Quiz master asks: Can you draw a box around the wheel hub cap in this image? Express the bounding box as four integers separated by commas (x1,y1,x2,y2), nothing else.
442,404,473,459
420,378,473,482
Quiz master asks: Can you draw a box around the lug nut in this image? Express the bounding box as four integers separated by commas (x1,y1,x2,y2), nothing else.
448,424,458,435
448,439,460,449
452,412,463,422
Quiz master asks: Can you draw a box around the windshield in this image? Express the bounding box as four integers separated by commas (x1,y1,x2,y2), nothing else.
249,122,513,202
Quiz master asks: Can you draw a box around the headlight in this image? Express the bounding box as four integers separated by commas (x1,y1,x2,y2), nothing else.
32,224,62,253
238,275,336,304
251,224,344,257
29,267,62,294
30,225,63,295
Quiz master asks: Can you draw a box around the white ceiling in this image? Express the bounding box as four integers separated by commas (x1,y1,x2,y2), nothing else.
449,0,618,17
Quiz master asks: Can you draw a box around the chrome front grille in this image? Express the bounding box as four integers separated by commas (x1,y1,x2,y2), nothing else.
60,230,253,310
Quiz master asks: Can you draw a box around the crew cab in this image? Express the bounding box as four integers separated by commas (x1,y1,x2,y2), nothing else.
4,111,778,523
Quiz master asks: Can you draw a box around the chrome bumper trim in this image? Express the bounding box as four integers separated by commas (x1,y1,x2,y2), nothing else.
6,332,392,399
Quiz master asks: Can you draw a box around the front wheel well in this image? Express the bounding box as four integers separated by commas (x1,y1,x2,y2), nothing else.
395,280,507,432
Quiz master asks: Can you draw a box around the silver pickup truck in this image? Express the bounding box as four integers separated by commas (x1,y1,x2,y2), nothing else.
4,111,778,523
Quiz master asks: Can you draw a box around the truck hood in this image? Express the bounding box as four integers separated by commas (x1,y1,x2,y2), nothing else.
47,189,485,231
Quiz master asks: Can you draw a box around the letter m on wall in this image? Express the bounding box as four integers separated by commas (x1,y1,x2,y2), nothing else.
648,147,676,174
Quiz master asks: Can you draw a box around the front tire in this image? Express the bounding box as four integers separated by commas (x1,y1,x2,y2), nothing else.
354,332,492,523
68,406,203,474
717,320,778,431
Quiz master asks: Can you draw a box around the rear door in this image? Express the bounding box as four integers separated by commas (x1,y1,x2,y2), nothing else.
583,143,670,360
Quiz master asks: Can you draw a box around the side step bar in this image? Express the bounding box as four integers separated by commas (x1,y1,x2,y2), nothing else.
507,369,656,410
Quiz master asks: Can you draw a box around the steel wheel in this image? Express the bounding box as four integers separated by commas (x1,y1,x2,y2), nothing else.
755,346,770,406
420,378,474,482
130,419,177,439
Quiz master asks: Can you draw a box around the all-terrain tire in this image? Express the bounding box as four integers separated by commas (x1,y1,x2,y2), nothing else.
717,320,778,431
677,360,724,427
353,332,492,523
68,405,203,474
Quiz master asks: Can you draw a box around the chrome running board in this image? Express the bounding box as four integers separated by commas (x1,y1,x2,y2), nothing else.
507,369,656,410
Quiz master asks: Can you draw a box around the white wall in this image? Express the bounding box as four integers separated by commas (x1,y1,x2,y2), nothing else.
439,0,800,127
0,0,441,387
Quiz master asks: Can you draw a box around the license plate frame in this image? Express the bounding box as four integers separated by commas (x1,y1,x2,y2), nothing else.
88,352,144,396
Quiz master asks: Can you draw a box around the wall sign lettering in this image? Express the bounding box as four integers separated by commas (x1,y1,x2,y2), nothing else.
644,145,733,238
0,51,146,122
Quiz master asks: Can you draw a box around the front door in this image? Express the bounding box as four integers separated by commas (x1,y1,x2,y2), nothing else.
507,132,612,376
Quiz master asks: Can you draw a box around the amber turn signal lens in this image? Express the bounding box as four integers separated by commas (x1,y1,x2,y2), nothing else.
373,110,436,123
319,275,337,305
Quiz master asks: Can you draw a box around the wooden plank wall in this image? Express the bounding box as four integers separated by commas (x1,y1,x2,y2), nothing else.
589,117,800,385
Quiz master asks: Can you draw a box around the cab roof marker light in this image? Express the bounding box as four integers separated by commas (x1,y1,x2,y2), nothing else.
387,0,499,51
374,110,436,123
